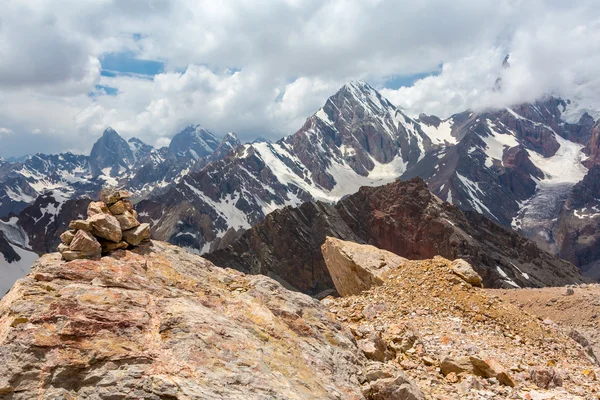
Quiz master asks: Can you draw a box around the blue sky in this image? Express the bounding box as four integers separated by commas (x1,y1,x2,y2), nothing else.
100,52,164,77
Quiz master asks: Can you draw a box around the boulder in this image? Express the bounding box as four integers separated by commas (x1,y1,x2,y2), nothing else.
101,190,131,205
69,219,92,231
57,243,69,253
369,374,425,400
89,213,122,243
440,357,473,376
101,240,129,253
60,230,76,245
108,200,127,215
321,236,407,296
115,210,140,230
529,367,562,389
450,259,483,286
457,375,483,395
87,201,109,217
123,199,134,211
61,250,86,261
123,223,151,246
358,332,393,362
69,230,102,259
469,356,516,387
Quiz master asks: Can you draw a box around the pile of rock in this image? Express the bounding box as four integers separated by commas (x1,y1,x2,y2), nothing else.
57,190,151,261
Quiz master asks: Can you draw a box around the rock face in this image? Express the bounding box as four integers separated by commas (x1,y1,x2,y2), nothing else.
321,237,407,296
555,165,600,278
0,241,370,399
209,178,586,294
57,190,150,261
205,201,364,296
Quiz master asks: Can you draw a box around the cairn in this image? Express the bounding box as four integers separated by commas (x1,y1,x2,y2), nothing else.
57,189,151,261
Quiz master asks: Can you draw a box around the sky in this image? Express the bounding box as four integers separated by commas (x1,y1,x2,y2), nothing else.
0,0,599,157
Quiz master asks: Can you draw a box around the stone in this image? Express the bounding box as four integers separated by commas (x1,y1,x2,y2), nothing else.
69,219,91,231
89,213,122,243
469,356,516,387
389,330,418,354
321,236,408,296
123,199,134,211
457,375,483,394
363,362,398,382
101,190,131,205
450,259,483,286
61,250,85,261
422,356,436,366
440,357,473,376
101,240,129,253
108,200,127,215
358,332,393,362
564,287,575,296
57,243,69,253
60,230,76,245
0,241,366,399
529,367,563,389
87,201,109,217
115,210,140,230
69,230,101,259
369,373,425,400
123,223,151,246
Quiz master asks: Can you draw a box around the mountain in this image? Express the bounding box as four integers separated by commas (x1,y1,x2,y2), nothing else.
89,127,136,177
1,80,600,296
138,81,433,251
555,164,600,278
0,126,239,288
206,178,585,295
0,217,37,295
168,124,221,160
137,81,598,268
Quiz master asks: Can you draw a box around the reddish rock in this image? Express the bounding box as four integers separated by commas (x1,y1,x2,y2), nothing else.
69,219,91,231
115,210,140,230
69,230,102,259
59,230,76,245
87,201,110,217
123,223,151,246
89,213,122,243
108,200,127,215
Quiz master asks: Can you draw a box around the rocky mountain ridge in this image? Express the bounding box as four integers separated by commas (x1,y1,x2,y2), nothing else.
206,178,586,295
1,80,599,296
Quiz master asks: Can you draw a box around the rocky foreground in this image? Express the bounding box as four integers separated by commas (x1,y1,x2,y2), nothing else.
322,238,600,399
0,238,599,399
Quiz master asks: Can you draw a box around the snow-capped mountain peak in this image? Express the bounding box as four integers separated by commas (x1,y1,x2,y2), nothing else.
168,124,221,160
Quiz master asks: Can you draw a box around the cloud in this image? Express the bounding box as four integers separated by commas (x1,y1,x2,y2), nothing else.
0,0,599,157
0,127,14,137
382,1,600,119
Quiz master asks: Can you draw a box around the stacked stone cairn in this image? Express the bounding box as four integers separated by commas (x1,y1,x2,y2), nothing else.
57,190,151,261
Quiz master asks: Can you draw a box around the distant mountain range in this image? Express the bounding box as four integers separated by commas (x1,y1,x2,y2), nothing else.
1,80,599,295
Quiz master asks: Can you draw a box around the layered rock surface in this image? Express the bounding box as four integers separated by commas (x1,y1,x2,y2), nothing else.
322,239,600,398
0,241,372,399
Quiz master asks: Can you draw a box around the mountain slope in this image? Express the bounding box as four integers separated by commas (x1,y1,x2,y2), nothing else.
206,178,585,295
139,81,435,251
